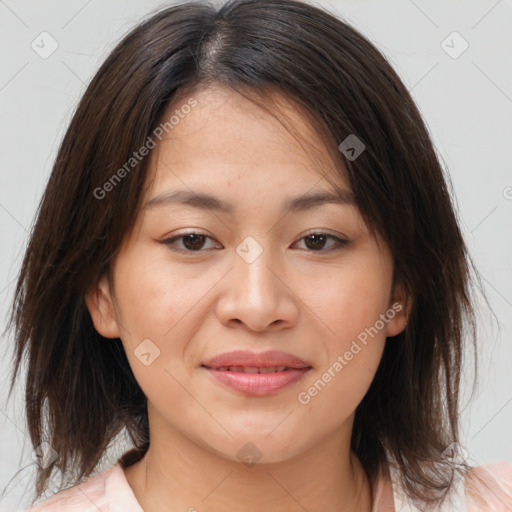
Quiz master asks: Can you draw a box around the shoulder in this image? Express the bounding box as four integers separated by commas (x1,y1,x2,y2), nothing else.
27,464,117,512
465,461,512,511
386,459,512,512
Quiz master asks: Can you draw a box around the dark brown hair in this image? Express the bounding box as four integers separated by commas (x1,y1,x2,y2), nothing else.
6,0,481,508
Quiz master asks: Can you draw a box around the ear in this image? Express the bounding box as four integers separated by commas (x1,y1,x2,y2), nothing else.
385,281,410,337
85,273,121,339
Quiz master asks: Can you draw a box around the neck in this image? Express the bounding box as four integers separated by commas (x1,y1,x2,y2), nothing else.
123,420,373,512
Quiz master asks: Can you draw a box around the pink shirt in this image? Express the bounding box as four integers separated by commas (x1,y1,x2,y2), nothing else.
28,460,512,511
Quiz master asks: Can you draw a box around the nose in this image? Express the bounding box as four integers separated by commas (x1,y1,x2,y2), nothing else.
215,238,299,332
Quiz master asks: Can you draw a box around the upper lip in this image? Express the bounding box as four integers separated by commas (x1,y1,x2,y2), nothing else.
202,350,312,369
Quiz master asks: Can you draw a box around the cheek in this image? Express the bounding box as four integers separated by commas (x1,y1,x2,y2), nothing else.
305,256,393,342
110,253,191,386
297,308,387,433
112,246,224,392
114,248,196,335
297,252,391,403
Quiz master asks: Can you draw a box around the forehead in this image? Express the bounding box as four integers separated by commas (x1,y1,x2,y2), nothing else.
145,83,348,194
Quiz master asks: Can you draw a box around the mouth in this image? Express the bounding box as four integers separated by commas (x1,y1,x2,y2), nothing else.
202,349,312,371
202,365,299,373
201,357,312,396
200,350,313,396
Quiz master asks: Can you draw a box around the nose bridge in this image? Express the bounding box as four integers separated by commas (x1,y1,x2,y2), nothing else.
233,235,279,301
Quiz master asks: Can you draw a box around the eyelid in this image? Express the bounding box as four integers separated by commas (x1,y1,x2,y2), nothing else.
292,232,350,252
299,228,349,240
160,229,350,254
160,229,221,252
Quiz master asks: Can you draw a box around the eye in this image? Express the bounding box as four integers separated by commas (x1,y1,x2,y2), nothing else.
161,232,222,253
160,231,349,254
293,232,349,252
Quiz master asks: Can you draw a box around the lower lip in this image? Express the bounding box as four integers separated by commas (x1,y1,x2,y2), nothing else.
203,367,311,396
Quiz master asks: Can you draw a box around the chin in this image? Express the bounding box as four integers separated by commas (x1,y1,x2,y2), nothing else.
200,432,306,467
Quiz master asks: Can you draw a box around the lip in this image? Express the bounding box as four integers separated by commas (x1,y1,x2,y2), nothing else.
201,350,312,397
204,367,311,396
202,350,312,369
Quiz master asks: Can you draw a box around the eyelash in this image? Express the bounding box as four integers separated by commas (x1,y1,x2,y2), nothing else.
160,231,350,254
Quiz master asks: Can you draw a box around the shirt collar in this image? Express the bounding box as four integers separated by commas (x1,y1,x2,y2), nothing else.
105,463,145,512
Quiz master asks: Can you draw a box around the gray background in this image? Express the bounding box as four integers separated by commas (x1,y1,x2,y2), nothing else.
1,0,511,510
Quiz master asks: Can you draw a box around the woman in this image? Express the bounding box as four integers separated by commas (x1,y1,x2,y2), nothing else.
7,0,512,510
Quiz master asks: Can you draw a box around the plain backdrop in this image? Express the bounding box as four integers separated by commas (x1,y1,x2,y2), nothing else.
1,0,511,510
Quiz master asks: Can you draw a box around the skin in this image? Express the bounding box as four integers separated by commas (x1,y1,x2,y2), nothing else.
86,83,407,512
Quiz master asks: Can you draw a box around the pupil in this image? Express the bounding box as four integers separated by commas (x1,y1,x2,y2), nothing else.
305,234,326,250
181,234,327,251
184,234,205,250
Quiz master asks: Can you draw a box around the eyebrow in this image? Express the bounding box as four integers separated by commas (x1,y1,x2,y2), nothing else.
143,188,355,214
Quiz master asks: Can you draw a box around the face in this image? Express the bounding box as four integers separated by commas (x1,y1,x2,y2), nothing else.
86,83,407,465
